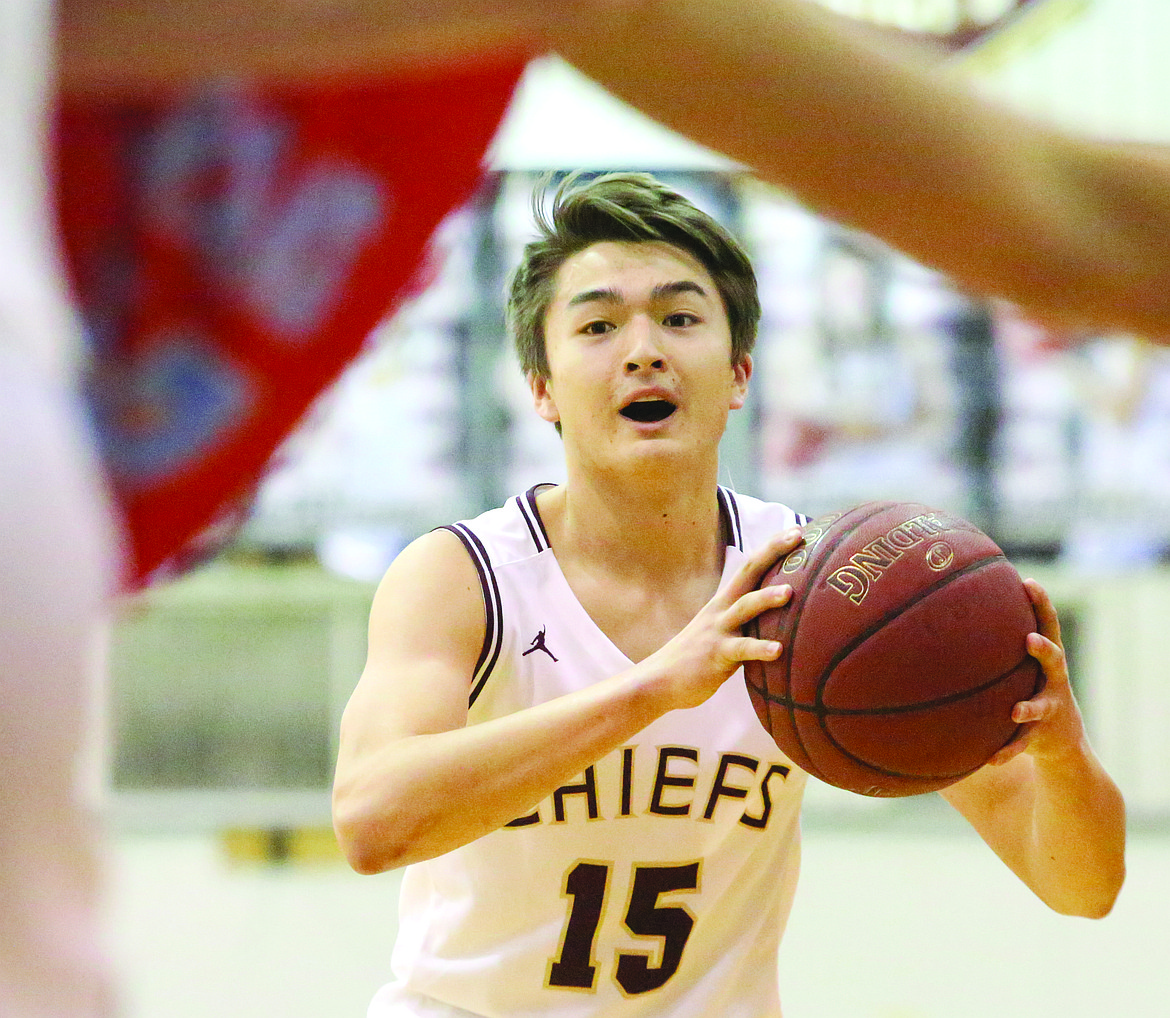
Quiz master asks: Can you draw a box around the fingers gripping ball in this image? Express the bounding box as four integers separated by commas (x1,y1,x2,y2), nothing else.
744,502,1044,797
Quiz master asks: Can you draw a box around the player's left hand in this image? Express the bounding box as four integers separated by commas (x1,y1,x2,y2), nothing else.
987,578,1088,767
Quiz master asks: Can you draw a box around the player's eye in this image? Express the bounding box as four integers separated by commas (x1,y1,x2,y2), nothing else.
581,320,614,335
664,312,699,328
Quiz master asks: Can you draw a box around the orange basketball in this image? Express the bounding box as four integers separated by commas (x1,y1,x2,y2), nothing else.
744,502,1043,797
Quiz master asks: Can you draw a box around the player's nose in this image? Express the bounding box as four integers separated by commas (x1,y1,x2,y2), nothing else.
623,317,668,373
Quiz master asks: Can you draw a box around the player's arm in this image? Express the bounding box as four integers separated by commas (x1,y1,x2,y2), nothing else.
55,0,545,86
332,526,661,873
332,526,799,873
544,0,1170,341
59,0,1170,341
940,580,1126,918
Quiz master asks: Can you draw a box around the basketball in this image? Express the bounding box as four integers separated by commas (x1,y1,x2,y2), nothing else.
744,501,1044,797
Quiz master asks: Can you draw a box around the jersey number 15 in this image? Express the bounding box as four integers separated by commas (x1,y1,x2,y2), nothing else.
548,860,699,995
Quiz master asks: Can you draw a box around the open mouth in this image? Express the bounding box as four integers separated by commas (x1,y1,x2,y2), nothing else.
620,399,677,424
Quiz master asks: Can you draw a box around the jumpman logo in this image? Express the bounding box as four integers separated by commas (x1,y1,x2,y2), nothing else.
522,625,558,662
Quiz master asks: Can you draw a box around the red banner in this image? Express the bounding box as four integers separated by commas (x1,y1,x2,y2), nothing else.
55,58,525,587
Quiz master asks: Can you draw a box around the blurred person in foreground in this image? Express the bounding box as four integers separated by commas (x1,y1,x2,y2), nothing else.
6,0,1160,1012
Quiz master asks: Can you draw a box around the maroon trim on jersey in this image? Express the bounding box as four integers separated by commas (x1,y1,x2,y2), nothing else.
518,484,553,553
525,485,744,553
718,486,743,551
439,523,503,708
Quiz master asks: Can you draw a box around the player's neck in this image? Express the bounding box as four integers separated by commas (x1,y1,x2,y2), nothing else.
539,473,726,584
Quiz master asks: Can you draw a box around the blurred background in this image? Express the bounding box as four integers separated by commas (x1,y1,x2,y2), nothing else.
103,0,1170,1014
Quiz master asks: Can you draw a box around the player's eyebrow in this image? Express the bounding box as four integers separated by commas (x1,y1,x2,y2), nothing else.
567,280,710,307
567,287,622,308
652,280,709,301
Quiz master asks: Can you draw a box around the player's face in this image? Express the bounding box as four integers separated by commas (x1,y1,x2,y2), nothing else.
532,240,750,476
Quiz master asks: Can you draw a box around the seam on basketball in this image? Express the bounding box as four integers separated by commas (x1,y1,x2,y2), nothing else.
778,502,894,781
797,654,1035,716
813,659,1035,784
810,552,1010,716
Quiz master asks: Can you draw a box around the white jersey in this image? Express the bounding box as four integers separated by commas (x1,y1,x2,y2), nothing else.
372,486,809,1018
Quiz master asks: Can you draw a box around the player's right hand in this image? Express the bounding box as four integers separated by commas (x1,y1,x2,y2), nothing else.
642,525,803,712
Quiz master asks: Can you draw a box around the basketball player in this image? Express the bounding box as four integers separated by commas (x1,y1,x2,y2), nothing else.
8,0,1147,1013
332,173,1125,1017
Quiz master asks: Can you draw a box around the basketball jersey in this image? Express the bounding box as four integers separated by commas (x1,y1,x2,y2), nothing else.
371,486,809,1018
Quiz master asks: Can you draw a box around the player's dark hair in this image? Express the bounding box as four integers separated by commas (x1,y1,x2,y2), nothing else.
507,172,760,379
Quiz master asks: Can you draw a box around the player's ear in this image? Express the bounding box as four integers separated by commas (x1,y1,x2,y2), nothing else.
730,354,752,410
530,371,560,424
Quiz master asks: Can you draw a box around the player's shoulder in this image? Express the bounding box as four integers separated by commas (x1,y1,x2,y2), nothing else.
374,488,550,601
371,527,482,618
718,486,804,551
444,486,555,569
